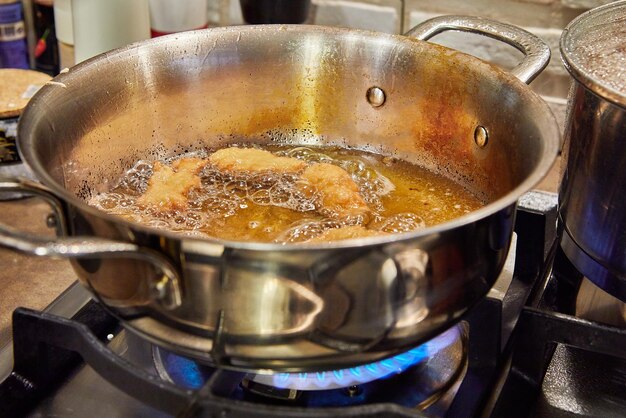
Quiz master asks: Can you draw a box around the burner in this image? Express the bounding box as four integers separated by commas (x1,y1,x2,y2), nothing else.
152,324,466,410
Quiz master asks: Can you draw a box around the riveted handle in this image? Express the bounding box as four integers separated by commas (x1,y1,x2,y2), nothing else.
405,15,550,84
0,178,182,309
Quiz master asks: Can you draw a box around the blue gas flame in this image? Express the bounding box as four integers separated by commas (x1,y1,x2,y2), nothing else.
161,344,429,391
160,326,460,392
258,345,429,390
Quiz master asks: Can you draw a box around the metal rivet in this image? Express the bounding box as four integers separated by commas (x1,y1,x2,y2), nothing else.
474,125,489,148
153,276,171,299
366,86,386,107
46,214,57,229
151,274,182,310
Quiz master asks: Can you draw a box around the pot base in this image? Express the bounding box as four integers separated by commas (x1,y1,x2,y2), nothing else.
561,229,626,303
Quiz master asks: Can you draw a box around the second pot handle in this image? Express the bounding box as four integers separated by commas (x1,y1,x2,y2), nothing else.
0,178,182,310
405,15,550,84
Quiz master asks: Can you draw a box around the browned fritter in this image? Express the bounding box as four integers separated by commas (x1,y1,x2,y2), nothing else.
137,157,208,211
308,225,383,242
208,147,306,173
300,163,371,222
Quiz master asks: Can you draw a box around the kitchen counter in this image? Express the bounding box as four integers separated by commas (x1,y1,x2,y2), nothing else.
0,198,77,346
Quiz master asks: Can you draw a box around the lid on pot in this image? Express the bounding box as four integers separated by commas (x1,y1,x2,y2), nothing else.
561,0,626,108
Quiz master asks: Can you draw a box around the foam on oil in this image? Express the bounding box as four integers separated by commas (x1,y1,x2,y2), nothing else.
89,145,483,242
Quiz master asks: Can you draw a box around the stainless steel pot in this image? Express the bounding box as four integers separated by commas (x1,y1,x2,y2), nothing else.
0,16,559,371
559,1,626,302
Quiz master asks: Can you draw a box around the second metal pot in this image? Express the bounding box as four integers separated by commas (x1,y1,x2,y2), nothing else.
559,1,626,301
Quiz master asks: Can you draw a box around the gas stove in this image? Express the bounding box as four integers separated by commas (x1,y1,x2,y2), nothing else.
1,191,624,417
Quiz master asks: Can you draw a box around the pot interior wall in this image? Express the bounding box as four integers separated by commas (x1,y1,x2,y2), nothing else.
21,26,548,207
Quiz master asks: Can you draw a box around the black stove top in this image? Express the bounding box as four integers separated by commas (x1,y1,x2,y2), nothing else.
1,191,625,417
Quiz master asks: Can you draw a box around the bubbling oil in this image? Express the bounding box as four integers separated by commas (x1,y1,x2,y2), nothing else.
89,146,484,243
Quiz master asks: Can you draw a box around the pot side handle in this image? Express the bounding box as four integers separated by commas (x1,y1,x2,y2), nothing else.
0,178,182,310
405,15,550,84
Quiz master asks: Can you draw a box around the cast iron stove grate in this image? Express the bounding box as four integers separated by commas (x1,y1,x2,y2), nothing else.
0,298,500,417
485,246,626,418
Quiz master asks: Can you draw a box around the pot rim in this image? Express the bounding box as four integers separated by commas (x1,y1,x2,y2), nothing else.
560,0,626,110
19,24,561,252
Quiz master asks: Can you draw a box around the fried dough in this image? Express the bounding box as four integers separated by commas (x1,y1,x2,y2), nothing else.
208,147,306,173
309,225,382,242
300,163,371,222
137,157,208,211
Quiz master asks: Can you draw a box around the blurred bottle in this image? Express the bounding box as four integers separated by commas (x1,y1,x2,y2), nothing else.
239,0,310,24
32,0,59,75
53,0,73,69
0,0,29,69
149,0,209,37
72,0,150,63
